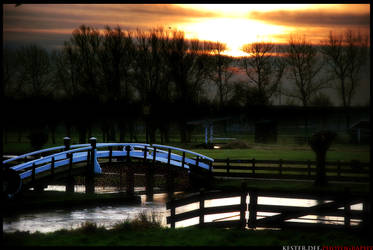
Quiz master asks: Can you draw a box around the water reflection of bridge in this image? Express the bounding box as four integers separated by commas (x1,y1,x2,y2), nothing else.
3,137,214,201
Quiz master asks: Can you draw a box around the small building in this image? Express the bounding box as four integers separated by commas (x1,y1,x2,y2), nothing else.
254,120,278,144
348,120,370,144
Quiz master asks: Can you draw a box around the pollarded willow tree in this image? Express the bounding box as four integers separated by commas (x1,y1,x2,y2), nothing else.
320,29,369,128
241,41,286,106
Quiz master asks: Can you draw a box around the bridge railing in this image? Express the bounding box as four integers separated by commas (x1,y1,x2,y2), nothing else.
152,144,214,171
15,146,94,180
4,140,215,181
3,143,90,165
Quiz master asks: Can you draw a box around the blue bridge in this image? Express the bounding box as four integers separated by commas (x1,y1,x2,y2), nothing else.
3,137,214,199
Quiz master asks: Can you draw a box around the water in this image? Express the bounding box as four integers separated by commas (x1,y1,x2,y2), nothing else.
2,185,362,233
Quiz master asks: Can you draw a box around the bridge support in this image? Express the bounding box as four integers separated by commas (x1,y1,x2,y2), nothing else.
145,164,154,202
63,137,75,193
125,146,135,197
85,137,96,194
166,149,175,198
66,177,75,193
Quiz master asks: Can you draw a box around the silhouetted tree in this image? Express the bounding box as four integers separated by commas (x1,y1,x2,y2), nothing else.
64,25,102,98
310,92,334,107
208,42,235,109
283,35,328,137
283,35,326,107
241,42,286,105
3,48,18,98
15,44,53,98
132,28,174,143
166,30,213,143
320,30,369,128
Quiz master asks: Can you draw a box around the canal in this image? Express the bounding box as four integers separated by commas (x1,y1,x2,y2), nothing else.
3,185,362,233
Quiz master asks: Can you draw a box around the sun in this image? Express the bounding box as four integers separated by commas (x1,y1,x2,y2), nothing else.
178,17,288,57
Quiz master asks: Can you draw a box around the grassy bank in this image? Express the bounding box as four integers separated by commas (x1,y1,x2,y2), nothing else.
3,220,371,246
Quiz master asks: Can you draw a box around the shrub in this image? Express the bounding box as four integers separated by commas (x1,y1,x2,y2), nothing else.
221,140,251,149
28,129,48,150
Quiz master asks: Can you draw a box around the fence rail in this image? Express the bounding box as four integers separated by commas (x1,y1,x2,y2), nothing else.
166,187,369,230
212,159,370,182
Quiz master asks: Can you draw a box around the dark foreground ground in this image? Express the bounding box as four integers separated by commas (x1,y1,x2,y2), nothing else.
3,221,372,247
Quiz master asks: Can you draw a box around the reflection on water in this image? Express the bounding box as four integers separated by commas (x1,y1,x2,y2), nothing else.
3,185,362,233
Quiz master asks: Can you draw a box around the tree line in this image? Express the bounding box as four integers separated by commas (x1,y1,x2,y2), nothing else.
3,25,369,146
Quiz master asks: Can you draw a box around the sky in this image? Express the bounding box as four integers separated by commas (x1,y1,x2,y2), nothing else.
3,3,370,57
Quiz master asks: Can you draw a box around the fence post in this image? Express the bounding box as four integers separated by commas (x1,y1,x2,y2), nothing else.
248,190,258,229
252,158,256,174
85,137,96,194
279,159,283,175
199,188,205,227
362,198,371,231
170,198,176,229
307,160,311,177
125,145,134,197
227,158,230,174
344,189,351,229
240,183,248,229
337,160,341,178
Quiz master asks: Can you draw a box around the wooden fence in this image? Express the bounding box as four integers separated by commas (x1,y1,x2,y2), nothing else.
166,188,369,230
212,159,370,182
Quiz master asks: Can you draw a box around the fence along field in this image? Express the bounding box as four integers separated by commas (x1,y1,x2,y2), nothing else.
212,158,369,182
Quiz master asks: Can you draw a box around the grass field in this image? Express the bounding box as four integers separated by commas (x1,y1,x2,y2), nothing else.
3,217,371,246
3,130,370,162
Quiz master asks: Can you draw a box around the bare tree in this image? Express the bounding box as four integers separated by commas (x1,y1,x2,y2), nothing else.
15,44,53,97
208,41,235,109
320,30,369,128
241,41,286,105
132,27,174,143
64,25,102,98
62,25,102,143
283,35,327,137
166,30,213,142
283,35,326,107
100,25,134,103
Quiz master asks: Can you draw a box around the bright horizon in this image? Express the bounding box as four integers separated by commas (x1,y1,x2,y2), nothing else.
3,3,370,57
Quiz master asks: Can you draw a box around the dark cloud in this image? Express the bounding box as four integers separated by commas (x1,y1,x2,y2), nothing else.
250,9,370,28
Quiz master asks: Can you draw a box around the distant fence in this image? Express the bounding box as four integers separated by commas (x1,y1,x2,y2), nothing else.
166,188,369,229
212,159,370,182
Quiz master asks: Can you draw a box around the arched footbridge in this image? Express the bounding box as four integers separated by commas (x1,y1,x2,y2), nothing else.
2,137,214,199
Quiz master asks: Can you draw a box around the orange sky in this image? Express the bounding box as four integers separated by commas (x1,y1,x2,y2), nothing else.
3,4,370,57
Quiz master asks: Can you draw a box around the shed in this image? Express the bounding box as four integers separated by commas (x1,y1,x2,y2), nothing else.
254,120,278,143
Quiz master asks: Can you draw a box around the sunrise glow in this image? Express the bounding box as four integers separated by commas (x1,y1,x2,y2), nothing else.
3,4,370,57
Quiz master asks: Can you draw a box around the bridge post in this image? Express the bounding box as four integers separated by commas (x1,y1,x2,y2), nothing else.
125,145,134,197
166,148,175,198
85,137,96,194
145,146,154,201
64,137,75,193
